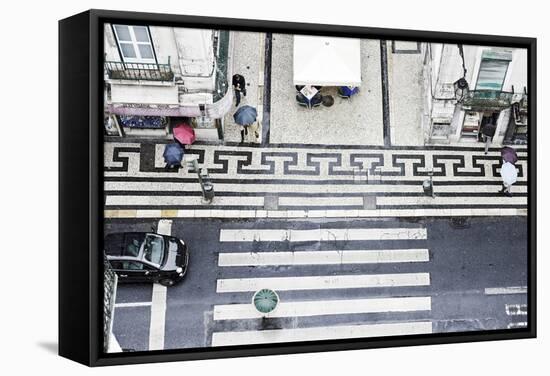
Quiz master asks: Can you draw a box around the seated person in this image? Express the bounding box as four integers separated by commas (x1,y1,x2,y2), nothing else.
296,93,309,105
338,86,359,97
310,92,323,106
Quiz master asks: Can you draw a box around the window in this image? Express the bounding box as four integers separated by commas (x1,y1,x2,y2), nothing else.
113,25,156,64
475,58,509,91
143,234,165,266
122,261,146,271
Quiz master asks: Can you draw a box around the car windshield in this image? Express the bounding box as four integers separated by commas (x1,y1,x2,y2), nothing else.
142,234,165,266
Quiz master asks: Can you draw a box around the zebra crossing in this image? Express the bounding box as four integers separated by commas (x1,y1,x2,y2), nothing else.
210,225,434,347
103,141,528,219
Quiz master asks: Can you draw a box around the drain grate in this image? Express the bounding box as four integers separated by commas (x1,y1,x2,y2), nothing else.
450,217,470,229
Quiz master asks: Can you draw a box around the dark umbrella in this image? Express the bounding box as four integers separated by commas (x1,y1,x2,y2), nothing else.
163,143,184,165
501,146,518,164
233,105,257,126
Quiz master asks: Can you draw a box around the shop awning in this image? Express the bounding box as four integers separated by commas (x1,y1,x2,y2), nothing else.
293,35,361,86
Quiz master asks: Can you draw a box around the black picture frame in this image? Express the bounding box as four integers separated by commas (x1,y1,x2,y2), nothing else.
59,9,537,367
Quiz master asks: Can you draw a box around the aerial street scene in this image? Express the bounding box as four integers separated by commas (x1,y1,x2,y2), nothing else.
102,24,528,352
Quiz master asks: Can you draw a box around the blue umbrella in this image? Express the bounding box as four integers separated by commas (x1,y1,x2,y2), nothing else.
163,143,184,165
233,105,257,126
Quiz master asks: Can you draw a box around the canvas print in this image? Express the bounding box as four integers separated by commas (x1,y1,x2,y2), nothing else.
102,23,528,353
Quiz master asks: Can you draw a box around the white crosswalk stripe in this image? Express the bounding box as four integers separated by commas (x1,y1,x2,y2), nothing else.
211,225,433,346
218,249,430,266
214,297,431,320
211,321,433,346
217,273,430,293
219,228,427,242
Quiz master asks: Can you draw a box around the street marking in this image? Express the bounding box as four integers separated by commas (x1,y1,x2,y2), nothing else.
148,219,171,351
484,286,527,295
217,273,430,292
278,196,364,206
107,332,123,353
149,283,167,350
211,321,433,346
157,219,172,236
218,249,429,266
219,228,427,242
377,196,526,205
114,302,152,308
214,296,431,320
507,322,528,329
505,304,528,316
105,195,264,207
105,208,527,219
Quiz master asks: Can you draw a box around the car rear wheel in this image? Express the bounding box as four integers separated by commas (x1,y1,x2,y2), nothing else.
159,278,175,287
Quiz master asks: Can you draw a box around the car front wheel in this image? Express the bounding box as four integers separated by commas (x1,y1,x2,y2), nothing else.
159,278,175,287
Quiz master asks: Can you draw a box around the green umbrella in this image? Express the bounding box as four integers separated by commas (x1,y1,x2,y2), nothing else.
253,289,279,315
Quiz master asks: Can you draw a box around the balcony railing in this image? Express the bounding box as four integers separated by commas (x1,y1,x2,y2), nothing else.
462,90,514,110
105,59,174,82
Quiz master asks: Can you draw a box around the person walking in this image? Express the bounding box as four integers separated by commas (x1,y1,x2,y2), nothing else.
499,160,517,197
481,121,497,155
232,73,247,106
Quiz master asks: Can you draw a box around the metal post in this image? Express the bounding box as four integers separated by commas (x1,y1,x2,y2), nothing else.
185,158,214,204
423,170,436,198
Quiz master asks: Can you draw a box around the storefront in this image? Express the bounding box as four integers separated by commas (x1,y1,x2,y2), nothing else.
103,24,232,141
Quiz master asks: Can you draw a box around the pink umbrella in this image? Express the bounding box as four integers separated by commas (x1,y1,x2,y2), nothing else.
173,123,196,145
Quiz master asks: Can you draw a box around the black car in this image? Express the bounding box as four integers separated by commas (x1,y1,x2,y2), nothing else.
104,232,189,286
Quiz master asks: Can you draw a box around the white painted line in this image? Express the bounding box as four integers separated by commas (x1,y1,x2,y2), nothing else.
105,195,264,207
218,249,430,266
214,296,432,320
217,273,430,293
114,302,152,308
110,207,527,219
219,228,427,242
507,322,528,329
484,286,528,295
149,283,167,351
148,219,171,351
157,219,172,236
211,321,433,346
377,196,526,205
279,196,364,206
505,304,528,316
107,332,123,353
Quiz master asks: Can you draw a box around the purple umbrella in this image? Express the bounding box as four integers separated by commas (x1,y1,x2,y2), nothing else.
501,147,518,164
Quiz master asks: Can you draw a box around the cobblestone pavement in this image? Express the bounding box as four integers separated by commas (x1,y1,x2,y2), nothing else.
223,31,264,144
103,141,527,219
387,41,426,146
269,35,384,146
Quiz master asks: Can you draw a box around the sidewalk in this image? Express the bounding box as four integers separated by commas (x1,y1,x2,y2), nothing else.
103,140,528,219
387,41,426,146
269,35,384,145
223,31,264,144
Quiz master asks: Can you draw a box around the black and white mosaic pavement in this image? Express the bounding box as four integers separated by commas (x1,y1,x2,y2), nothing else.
104,141,528,212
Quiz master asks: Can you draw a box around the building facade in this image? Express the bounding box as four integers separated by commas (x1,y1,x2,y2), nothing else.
103,24,233,141
423,43,528,145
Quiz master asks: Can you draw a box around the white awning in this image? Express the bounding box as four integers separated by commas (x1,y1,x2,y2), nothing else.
293,35,361,86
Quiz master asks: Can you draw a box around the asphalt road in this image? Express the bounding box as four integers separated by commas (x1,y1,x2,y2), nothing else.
105,216,528,352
